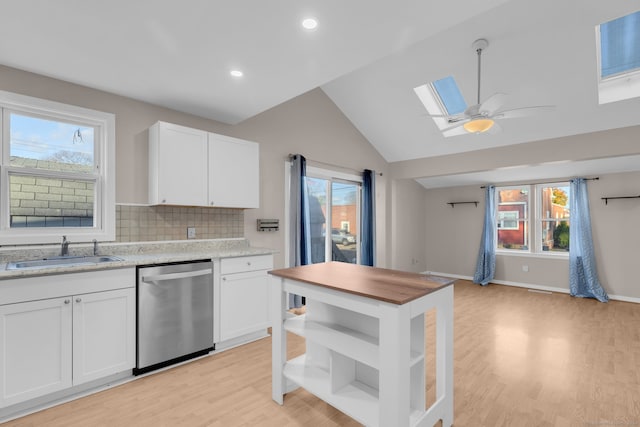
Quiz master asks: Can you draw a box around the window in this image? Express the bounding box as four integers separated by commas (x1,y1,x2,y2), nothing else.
596,10,640,104
498,211,519,230
496,186,529,251
431,76,467,115
538,184,570,253
495,183,570,255
0,91,115,245
414,75,468,137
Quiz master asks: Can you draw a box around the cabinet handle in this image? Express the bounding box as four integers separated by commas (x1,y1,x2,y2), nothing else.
222,277,227,281
64,299,70,304
210,202,215,206
162,199,167,203
76,298,82,303
247,262,251,266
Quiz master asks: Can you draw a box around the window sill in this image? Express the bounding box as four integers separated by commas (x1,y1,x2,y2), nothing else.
496,250,569,260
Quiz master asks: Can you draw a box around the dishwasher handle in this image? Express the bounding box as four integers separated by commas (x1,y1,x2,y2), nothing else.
141,268,212,283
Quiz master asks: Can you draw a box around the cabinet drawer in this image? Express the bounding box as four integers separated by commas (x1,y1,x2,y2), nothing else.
221,255,273,275
0,268,135,306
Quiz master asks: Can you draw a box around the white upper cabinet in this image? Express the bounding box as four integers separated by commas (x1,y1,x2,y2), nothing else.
148,121,259,208
149,121,209,206
208,133,259,209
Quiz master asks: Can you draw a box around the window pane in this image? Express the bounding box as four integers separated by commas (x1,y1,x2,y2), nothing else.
305,177,327,264
10,113,95,173
9,174,95,228
600,11,640,78
540,185,570,252
331,182,358,264
497,187,529,250
432,76,467,115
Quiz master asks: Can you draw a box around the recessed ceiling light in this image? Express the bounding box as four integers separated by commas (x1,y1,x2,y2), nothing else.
302,17,318,30
230,70,243,77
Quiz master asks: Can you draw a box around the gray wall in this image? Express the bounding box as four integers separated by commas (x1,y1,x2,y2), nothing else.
0,65,389,269
391,179,427,273
420,171,640,300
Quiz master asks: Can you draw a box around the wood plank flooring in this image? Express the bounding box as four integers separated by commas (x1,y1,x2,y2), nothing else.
4,280,639,426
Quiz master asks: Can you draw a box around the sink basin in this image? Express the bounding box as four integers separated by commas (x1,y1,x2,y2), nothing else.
6,255,124,270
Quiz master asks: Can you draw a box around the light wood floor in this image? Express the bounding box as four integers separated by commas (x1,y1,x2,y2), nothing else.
5,280,639,427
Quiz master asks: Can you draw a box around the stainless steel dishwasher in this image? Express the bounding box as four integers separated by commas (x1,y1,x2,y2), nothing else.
134,260,214,375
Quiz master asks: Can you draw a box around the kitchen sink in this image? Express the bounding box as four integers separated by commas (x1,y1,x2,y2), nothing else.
5,255,124,270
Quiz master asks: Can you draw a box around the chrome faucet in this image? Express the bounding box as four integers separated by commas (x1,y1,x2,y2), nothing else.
60,235,70,257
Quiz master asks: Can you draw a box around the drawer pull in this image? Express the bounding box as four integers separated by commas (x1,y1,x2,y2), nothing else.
76,298,82,303
64,299,70,304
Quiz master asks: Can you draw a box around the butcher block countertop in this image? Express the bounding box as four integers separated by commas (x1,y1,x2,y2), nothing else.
268,261,454,305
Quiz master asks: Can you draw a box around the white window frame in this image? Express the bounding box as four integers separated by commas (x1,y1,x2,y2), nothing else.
535,182,570,255
495,183,570,257
595,23,640,104
495,186,530,253
0,91,115,245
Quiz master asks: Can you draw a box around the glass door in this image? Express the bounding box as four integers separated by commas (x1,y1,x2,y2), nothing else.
305,176,360,265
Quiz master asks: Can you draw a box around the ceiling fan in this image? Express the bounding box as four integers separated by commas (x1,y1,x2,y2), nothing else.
434,39,554,135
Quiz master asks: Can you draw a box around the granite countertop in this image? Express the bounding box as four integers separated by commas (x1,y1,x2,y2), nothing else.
0,239,276,280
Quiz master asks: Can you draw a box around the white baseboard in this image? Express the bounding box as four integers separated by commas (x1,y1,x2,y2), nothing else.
422,271,640,304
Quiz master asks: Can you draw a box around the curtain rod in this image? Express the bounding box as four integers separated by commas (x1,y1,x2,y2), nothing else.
287,154,383,176
480,177,599,189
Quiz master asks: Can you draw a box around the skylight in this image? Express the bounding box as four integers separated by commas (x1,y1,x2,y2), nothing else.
432,76,467,115
414,75,468,137
596,10,640,104
600,10,640,78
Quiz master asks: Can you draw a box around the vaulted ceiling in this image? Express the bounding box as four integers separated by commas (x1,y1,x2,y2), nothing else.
2,0,639,187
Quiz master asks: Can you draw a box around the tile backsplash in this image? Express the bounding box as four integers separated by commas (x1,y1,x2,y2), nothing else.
116,204,244,242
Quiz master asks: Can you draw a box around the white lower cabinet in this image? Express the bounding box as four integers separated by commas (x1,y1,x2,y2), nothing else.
72,288,135,385
0,269,135,409
0,297,72,407
218,255,273,342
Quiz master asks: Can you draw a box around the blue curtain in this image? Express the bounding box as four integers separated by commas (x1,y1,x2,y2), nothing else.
569,179,608,302
473,185,496,286
361,169,376,266
288,154,310,308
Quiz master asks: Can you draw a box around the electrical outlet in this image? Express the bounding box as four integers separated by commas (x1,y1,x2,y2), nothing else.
522,265,529,272
187,227,196,239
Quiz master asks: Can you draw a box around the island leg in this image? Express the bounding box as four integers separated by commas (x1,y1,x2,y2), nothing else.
378,302,412,426
271,276,287,405
436,286,454,426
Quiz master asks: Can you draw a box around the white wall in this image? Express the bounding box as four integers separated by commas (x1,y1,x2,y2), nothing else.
421,171,640,300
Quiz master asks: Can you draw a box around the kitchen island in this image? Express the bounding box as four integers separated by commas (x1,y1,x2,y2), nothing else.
269,262,454,427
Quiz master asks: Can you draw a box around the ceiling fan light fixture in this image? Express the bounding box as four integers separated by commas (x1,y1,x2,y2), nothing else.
463,118,494,133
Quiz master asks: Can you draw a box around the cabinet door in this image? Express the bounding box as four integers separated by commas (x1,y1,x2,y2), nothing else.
208,134,259,208
0,298,72,407
72,288,135,385
220,271,269,341
150,121,208,206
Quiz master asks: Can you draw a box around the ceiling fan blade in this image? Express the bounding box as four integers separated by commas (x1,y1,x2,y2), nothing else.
479,93,507,115
487,121,502,134
441,118,471,133
493,105,555,119
443,124,468,137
